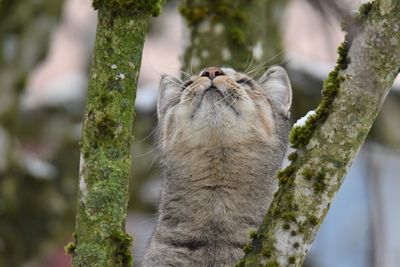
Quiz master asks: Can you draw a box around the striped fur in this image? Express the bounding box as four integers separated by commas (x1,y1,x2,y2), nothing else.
143,66,292,267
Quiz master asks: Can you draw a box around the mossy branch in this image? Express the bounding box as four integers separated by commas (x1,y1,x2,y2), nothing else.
70,2,164,266
238,1,400,266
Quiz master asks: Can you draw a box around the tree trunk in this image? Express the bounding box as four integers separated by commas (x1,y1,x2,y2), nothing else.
180,0,287,75
69,1,164,266
238,1,400,266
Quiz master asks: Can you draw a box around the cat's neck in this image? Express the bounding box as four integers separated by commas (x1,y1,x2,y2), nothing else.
160,142,282,198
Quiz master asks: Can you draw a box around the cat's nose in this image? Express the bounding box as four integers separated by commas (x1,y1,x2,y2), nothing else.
201,67,224,80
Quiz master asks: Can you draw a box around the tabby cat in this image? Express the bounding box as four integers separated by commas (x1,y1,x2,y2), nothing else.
143,66,292,266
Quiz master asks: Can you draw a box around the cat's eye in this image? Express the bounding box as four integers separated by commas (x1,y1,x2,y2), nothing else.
183,80,194,88
236,78,253,87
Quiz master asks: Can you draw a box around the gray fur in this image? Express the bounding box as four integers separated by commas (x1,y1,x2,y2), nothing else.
143,66,292,267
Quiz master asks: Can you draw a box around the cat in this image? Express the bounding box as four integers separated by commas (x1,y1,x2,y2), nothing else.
143,66,292,266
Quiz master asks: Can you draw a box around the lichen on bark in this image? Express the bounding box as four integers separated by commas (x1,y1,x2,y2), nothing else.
71,1,164,266
238,1,400,266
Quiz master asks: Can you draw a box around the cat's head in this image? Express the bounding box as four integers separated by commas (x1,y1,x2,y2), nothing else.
157,66,292,148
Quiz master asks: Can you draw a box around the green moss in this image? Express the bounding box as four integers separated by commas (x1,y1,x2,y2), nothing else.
282,223,290,230
337,39,350,70
65,232,77,255
89,111,119,139
92,0,164,16
302,167,327,193
295,215,321,240
243,244,253,253
293,242,299,248
262,250,272,258
302,167,313,180
290,36,350,149
287,152,298,161
112,231,133,266
277,164,296,184
333,160,343,168
289,120,316,149
289,256,296,264
249,229,259,239
316,71,343,116
261,240,278,259
270,193,297,218
65,242,76,255
309,216,319,226
356,1,374,20
314,171,327,193
282,212,297,222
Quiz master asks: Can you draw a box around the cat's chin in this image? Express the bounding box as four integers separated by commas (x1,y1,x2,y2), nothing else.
188,106,241,143
190,91,240,120
191,102,239,124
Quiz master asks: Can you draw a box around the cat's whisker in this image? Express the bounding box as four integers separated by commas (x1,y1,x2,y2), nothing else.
244,51,284,78
167,98,192,114
243,48,256,75
133,146,159,158
212,90,234,107
244,53,281,75
162,96,183,107
147,153,160,171
163,77,185,89
135,126,159,144
179,70,193,78
229,96,238,108
255,92,286,107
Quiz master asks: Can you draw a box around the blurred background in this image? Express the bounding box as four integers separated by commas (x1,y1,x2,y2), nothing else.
0,0,399,266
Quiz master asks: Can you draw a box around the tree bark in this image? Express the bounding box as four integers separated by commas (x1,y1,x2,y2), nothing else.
238,1,400,266
180,0,287,75
69,1,164,266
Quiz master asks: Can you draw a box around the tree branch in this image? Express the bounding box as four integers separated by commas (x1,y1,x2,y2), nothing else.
69,1,164,266
238,1,400,266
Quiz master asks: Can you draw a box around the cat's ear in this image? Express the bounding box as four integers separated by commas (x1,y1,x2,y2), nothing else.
157,75,183,119
258,66,292,117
